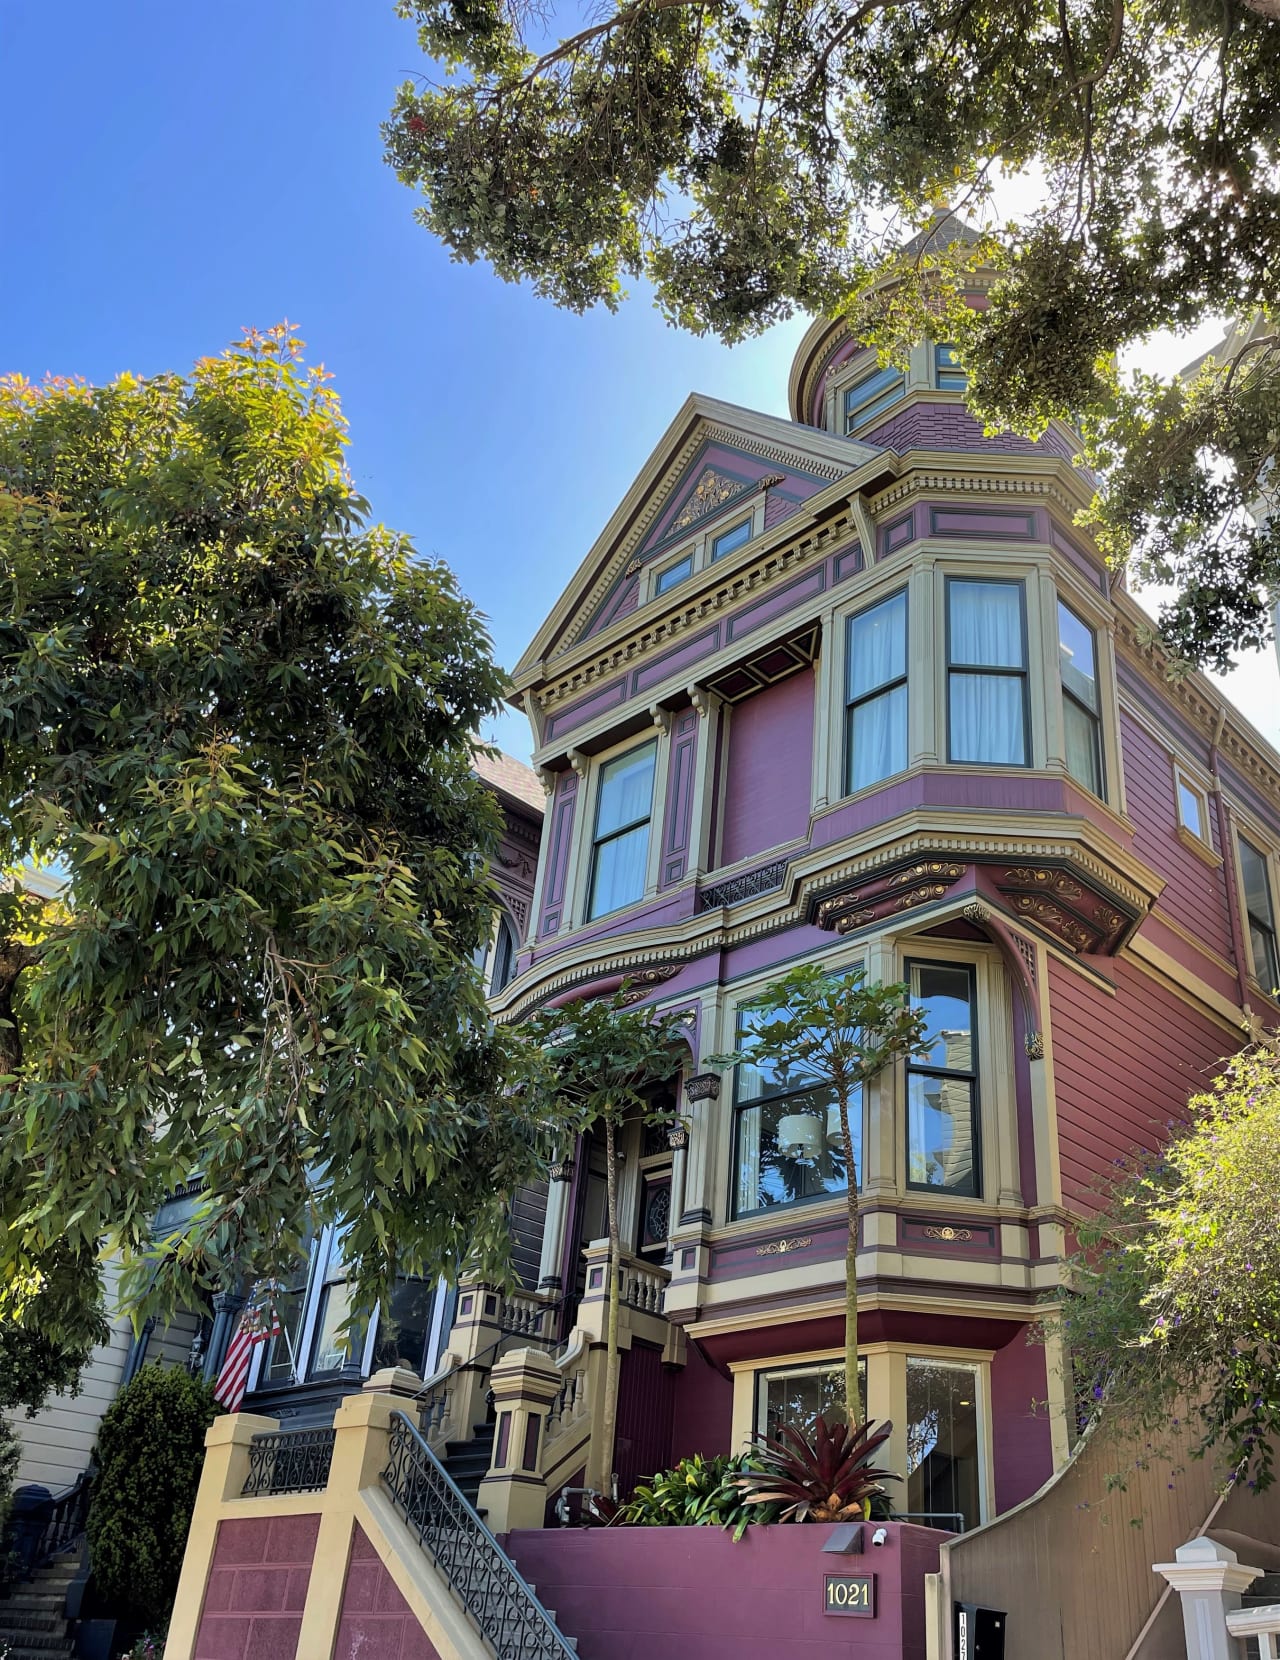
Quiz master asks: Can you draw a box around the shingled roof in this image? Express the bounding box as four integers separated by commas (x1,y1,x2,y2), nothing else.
473,747,544,815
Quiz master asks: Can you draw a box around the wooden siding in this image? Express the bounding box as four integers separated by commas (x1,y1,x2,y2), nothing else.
615,1339,677,1501
718,669,814,868
937,1411,1280,1660
1119,707,1235,963
1048,956,1236,1209
7,1281,203,1492
510,1180,549,1290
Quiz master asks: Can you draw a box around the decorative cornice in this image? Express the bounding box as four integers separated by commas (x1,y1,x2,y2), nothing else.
537,511,854,715
684,1072,721,1102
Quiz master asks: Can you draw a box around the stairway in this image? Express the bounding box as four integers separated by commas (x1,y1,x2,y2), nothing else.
442,1422,496,1511
0,1554,78,1659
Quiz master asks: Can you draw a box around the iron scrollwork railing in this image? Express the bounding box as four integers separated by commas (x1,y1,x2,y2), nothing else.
382,1410,577,1660
241,1428,336,1497
1,1469,93,1586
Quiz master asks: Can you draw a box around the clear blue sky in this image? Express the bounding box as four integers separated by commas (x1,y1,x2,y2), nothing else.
5,0,1277,757
1,0,807,763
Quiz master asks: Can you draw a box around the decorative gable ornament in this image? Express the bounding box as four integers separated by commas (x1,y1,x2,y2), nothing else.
669,468,753,532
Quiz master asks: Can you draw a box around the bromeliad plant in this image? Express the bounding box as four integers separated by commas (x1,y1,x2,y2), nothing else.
734,1416,898,1523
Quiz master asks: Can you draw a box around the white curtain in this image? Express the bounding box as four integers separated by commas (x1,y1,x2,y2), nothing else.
848,592,908,789
590,742,656,916
596,743,655,836
591,825,649,915
949,581,1026,763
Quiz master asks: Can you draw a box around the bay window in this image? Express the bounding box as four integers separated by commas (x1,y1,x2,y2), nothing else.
1239,836,1279,991
845,590,908,792
947,578,1029,765
1057,598,1103,795
731,999,859,1219
906,961,980,1197
587,739,657,919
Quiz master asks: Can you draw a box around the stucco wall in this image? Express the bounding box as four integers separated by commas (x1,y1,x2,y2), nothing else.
192,1514,319,1660
334,1523,442,1660
506,1521,944,1660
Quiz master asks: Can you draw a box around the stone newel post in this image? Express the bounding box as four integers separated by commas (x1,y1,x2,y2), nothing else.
476,1347,561,1531
1153,1536,1262,1660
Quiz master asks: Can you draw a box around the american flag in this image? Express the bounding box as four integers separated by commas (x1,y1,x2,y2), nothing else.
213,1285,283,1412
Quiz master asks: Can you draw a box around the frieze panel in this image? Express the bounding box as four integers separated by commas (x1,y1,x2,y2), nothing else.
994,863,1134,954
814,860,967,934
900,1217,997,1252
699,859,790,911
670,468,754,532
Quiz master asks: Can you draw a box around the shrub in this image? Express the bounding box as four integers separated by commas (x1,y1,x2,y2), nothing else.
87,1367,220,1628
733,1415,898,1523
615,1453,769,1539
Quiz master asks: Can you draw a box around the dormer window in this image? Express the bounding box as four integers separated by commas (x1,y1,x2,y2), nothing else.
654,552,694,596
843,363,905,434
711,518,753,562
934,343,967,390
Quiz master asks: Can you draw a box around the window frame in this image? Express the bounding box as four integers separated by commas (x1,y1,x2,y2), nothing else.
944,575,1032,768
710,518,753,562
933,343,967,391
653,551,694,596
727,971,864,1223
586,736,659,922
1237,833,1280,993
641,498,767,604
844,588,910,796
904,957,982,1199
843,361,907,435
1056,595,1105,798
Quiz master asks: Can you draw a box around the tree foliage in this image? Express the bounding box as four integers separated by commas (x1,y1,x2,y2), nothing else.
522,985,689,1486
85,1366,220,1629
1057,1044,1280,1493
384,0,1280,665
0,325,569,1352
710,962,925,1423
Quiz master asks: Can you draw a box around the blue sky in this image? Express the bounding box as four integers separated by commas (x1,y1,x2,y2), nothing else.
4,0,1277,760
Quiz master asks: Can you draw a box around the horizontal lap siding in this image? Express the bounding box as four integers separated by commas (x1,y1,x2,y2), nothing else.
1048,956,1236,1208
718,671,814,868
1120,709,1235,962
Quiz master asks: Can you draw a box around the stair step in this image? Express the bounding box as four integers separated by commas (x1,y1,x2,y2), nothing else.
0,1608,65,1631
0,1639,74,1656
0,1593,68,1612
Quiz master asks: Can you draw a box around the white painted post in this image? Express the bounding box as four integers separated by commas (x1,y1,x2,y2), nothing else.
1153,1537,1262,1660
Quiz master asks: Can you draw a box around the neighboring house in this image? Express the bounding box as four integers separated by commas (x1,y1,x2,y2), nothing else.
487,220,1280,1529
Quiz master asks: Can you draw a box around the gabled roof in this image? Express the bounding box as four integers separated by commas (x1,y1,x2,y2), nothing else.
510,392,882,686
473,748,543,816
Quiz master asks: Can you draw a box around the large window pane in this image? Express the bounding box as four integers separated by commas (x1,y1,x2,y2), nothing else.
1058,599,1103,795
589,741,656,919
1240,838,1279,988
907,962,979,1197
949,673,1027,765
756,1360,867,1441
844,364,905,434
734,1085,858,1215
308,1282,363,1378
373,1279,438,1375
846,591,908,792
949,581,1026,668
948,579,1028,766
907,1360,981,1530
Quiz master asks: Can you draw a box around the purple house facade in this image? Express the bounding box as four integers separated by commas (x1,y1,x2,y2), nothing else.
494,277,1280,1530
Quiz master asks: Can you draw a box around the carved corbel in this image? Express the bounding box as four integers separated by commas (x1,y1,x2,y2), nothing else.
567,749,589,780
536,766,557,796
687,685,716,720
650,704,672,735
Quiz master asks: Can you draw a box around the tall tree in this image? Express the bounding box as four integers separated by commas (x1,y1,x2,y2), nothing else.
711,963,925,1423
1057,1043,1280,1493
385,0,1280,667
0,326,568,1352
522,986,688,1492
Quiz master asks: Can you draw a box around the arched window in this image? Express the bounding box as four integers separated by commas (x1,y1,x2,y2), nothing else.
490,913,517,994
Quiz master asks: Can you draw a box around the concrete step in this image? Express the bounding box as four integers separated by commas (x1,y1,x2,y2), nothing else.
0,1606,65,1632
0,1592,69,1613
0,1637,74,1657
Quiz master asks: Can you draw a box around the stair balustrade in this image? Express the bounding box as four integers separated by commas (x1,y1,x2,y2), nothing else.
381,1409,578,1660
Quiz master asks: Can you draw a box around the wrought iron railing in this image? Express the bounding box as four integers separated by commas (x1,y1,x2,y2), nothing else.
381,1410,577,1660
1,1469,93,1586
241,1427,336,1497
417,1325,561,1444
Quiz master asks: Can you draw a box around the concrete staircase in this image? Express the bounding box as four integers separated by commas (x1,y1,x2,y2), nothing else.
442,1421,496,1511
0,1554,77,1659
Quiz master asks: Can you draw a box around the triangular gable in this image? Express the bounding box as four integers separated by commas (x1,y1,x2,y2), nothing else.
512,395,885,678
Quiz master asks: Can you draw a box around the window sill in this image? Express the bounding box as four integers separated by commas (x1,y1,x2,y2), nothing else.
1176,823,1222,868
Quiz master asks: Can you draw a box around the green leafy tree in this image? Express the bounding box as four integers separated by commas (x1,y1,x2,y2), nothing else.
711,963,925,1422
1056,1044,1280,1492
522,985,689,1491
0,325,569,1353
86,1366,220,1629
384,0,1280,666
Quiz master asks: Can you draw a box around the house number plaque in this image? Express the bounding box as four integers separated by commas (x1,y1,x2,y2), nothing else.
823,1574,876,1617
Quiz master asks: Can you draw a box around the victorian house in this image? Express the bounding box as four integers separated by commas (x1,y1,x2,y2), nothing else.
478,238,1280,1534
